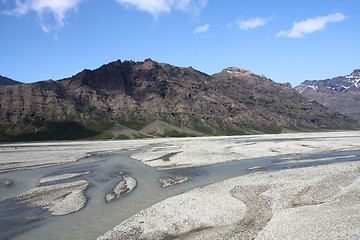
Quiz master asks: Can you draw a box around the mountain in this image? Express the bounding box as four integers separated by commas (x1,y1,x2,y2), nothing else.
0,75,22,85
295,70,360,121
0,59,358,141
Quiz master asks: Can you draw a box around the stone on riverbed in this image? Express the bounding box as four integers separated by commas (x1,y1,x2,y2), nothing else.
0,179,13,187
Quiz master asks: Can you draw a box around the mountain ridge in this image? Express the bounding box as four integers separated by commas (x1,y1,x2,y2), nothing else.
0,59,358,141
295,69,360,121
0,75,22,86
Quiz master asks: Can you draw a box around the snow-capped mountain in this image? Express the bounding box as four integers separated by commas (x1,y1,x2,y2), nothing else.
296,69,360,94
295,69,360,121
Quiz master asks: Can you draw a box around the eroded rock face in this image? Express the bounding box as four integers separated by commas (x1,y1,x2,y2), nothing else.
1,59,358,141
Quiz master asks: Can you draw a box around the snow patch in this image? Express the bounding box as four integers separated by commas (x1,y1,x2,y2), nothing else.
306,85,318,91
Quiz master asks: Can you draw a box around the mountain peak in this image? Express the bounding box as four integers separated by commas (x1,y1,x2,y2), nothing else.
223,67,253,76
350,69,360,76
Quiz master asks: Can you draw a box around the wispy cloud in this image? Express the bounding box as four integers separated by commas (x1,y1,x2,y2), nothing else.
2,0,83,33
114,0,207,19
236,17,268,30
194,23,209,34
277,13,347,38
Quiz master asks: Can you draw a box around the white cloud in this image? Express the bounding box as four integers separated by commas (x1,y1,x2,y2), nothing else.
194,23,209,34
2,0,83,33
114,0,207,18
277,13,347,38
236,17,267,30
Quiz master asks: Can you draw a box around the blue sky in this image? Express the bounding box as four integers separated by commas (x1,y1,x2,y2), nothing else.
1,0,359,86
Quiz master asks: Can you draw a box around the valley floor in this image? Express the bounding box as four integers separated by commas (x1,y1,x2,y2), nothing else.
1,131,360,239
2,130,360,172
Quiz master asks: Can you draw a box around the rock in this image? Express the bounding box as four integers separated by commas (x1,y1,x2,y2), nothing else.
0,179,13,187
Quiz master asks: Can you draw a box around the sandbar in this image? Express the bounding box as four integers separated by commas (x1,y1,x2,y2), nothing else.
98,160,360,239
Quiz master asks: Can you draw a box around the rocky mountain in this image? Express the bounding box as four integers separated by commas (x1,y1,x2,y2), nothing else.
295,70,360,121
0,59,358,141
0,75,22,85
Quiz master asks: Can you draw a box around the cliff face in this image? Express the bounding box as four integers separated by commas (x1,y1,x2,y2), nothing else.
0,59,358,141
295,70,360,121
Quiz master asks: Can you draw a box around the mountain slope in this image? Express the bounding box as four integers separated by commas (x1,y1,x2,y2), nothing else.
295,70,360,121
0,75,22,85
0,59,358,141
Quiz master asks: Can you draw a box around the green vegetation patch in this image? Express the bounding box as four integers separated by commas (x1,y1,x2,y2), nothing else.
115,134,131,140
159,129,196,138
193,118,213,135
214,121,246,136
0,121,100,141
133,133,149,139
118,113,148,131
84,114,115,135
250,124,282,134
0,112,116,141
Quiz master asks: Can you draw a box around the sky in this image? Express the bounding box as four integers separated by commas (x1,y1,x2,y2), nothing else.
0,0,359,87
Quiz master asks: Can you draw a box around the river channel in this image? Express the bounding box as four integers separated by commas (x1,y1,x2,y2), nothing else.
0,143,359,240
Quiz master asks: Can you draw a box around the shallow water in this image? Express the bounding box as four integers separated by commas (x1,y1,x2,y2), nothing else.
0,144,359,240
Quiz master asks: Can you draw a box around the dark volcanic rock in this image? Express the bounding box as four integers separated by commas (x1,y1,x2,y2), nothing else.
0,60,358,141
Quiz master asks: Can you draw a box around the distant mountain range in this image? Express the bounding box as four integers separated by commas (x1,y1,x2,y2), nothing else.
295,69,360,121
0,75,22,85
0,59,358,141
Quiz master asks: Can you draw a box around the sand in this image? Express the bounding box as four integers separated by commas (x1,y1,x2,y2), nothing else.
98,160,360,240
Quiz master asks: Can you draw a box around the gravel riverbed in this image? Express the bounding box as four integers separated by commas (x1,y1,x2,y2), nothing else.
1,131,359,239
